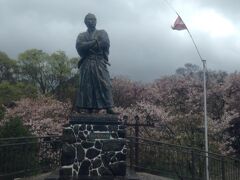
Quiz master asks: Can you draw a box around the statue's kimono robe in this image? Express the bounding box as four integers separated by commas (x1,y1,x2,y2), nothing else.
75,29,114,109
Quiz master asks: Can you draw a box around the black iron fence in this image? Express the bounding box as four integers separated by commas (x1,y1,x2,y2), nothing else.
0,135,61,180
0,135,240,180
127,136,240,180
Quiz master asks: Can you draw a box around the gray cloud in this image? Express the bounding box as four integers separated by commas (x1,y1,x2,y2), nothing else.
0,0,239,81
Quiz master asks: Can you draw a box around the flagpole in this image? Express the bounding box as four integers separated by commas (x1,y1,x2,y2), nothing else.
184,28,210,180
184,26,209,180
166,2,210,179
186,29,203,60
202,59,209,180
183,26,210,180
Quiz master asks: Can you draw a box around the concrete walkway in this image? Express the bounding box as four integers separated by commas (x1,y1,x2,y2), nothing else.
14,172,51,180
137,172,173,180
15,172,174,180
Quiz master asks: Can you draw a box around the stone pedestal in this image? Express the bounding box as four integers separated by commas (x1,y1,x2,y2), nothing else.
59,114,127,180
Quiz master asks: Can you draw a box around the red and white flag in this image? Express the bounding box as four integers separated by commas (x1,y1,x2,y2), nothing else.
172,15,187,30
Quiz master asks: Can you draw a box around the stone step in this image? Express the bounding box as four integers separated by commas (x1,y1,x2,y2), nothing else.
125,168,140,180
43,167,139,180
137,172,173,180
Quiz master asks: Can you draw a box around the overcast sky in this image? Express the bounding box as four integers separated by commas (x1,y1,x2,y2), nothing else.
0,0,239,81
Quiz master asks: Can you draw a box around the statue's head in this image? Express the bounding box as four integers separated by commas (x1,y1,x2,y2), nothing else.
84,13,97,29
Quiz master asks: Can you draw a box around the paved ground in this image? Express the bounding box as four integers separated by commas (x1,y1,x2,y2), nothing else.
14,172,51,180
15,172,173,180
137,172,173,180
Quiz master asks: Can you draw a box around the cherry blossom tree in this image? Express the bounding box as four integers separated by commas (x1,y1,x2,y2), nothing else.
3,63,240,156
4,96,70,136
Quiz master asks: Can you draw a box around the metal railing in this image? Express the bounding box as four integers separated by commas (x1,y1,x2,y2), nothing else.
0,135,61,180
1,135,240,180
127,136,240,180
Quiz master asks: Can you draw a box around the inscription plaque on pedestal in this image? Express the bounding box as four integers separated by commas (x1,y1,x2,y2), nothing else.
88,132,111,141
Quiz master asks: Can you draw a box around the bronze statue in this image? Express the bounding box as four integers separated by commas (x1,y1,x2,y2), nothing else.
75,13,115,114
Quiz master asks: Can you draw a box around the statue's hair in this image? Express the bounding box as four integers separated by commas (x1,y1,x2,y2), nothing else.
84,13,96,24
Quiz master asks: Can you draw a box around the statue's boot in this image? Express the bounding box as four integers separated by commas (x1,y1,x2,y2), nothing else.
94,109,100,113
106,108,117,114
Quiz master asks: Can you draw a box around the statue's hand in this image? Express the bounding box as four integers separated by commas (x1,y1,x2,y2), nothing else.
92,39,99,49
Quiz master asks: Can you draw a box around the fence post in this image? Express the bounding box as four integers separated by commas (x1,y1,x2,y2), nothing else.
134,115,139,169
221,156,225,180
191,150,196,180
129,138,134,169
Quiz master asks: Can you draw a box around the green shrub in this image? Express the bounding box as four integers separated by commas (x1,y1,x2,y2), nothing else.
0,82,38,105
0,117,33,138
0,117,38,179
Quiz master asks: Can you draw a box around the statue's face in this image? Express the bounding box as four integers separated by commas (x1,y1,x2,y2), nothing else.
85,16,96,29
